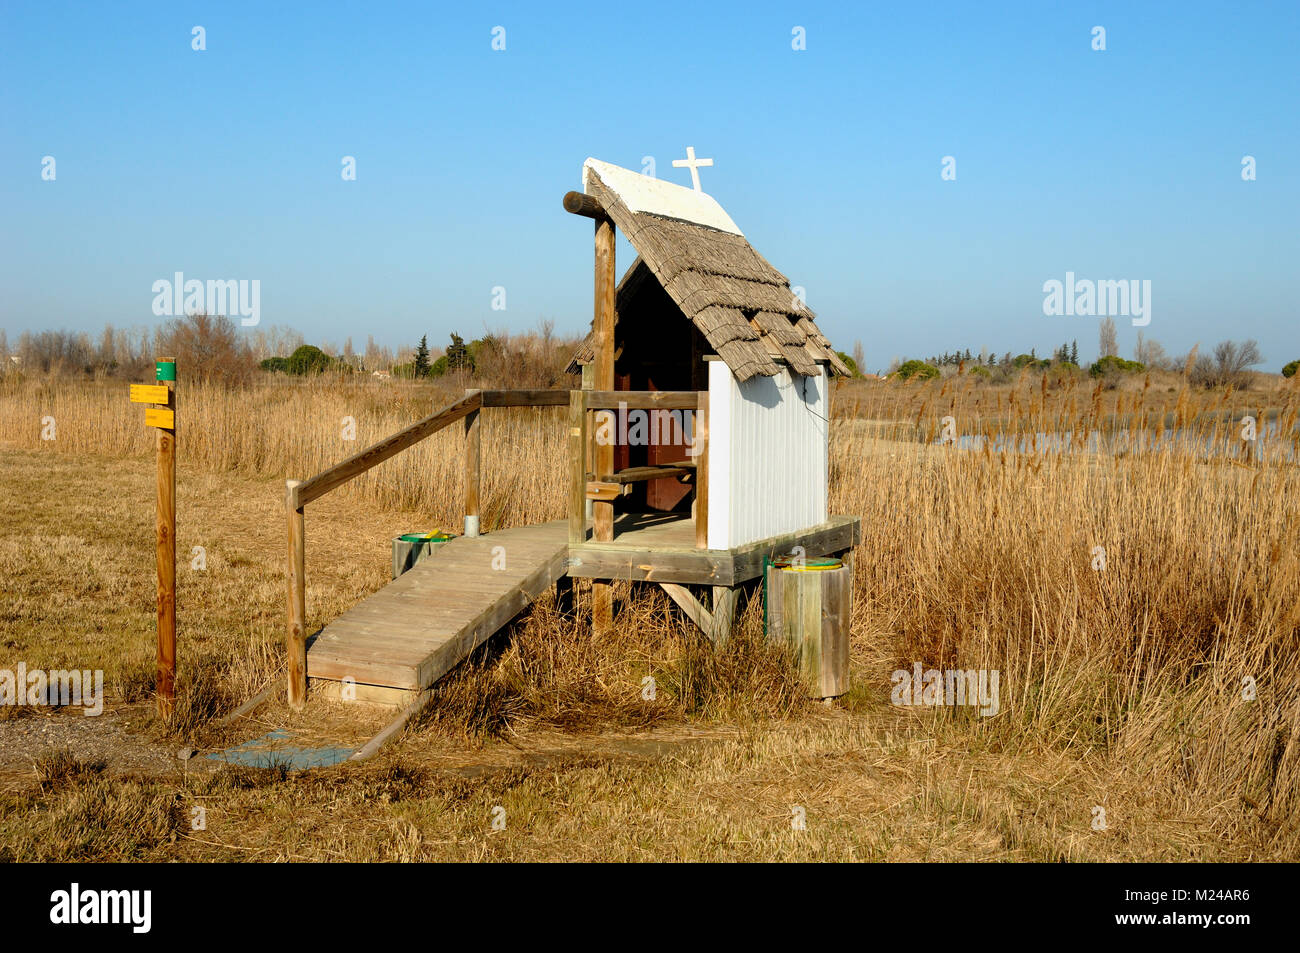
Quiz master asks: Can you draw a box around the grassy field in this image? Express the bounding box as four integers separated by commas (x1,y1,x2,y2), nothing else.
1,370,1297,861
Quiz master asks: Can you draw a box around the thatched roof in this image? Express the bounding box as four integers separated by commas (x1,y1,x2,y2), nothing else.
566,159,849,382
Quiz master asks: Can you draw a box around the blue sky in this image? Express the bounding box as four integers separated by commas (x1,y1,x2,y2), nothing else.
2,1,1296,370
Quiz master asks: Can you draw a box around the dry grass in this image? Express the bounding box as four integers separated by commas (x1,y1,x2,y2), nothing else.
1,370,1298,860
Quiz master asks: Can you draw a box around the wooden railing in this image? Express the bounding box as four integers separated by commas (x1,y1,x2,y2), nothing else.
567,390,708,551
284,387,707,708
283,388,568,708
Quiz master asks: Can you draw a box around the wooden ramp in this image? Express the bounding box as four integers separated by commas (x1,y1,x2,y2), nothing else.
306,521,569,696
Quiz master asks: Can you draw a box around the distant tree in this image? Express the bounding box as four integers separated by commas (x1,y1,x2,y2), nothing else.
259,356,289,373
446,332,471,371
1191,339,1263,388
1134,332,1167,369
1099,317,1118,358
1070,340,1079,365
156,312,253,382
1283,359,1299,378
414,335,430,378
836,351,858,376
286,344,333,375
852,340,865,376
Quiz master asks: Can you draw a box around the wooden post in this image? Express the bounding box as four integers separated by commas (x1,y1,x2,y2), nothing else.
694,391,709,550
581,363,594,522
591,214,616,633
710,585,737,645
286,479,307,710
154,358,176,720
568,391,587,543
555,575,574,617
463,389,481,537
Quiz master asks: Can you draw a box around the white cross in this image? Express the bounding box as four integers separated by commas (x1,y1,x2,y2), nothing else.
672,146,713,192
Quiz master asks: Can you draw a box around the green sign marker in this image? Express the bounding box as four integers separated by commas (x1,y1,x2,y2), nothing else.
156,361,176,382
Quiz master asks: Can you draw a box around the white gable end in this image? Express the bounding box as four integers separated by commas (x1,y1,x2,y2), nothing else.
582,158,744,237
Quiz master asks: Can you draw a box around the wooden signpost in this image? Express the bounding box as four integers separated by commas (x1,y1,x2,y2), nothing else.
132,358,177,719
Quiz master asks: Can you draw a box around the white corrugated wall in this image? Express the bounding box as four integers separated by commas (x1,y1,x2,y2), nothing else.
706,360,829,549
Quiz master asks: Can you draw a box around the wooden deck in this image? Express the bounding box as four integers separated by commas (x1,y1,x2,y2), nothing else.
570,513,859,585
306,521,569,695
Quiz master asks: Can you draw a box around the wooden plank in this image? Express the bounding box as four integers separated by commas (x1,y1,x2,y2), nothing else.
583,390,700,410
710,585,737,644
728,517,859,583
480,389,571,407
307,655,421,689
660,583,714,634
311,677,418,708
821,562,851,698
348,687,435,760
566,515,861,586
463,392,480,536
569,391,587,543
694,391,709,549
130,383,169,403
586,481,626,502
286,480,307,709
294,391,481,507
568,547,734,585
603,465,693,484
306,523,571,692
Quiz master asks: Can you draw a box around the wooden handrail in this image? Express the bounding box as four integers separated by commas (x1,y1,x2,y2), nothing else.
481,389,572,407
584,390,699,410
292,391,482,508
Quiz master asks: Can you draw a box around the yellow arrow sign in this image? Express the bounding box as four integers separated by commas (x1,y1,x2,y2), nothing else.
145,407,175,429
131,384,170,404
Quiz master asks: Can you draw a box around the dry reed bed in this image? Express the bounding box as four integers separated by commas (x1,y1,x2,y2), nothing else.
2,374,1297,836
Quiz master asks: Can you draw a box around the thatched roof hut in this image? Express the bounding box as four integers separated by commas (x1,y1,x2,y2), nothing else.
566,159,848,382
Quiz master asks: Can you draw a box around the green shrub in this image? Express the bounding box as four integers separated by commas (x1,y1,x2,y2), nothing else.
896,359,939,381
1089,355,1145,377
969,365,991,378
1283,360,1299,379
286,345,333,375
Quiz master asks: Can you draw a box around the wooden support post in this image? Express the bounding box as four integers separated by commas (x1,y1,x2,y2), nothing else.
581,363,594,522
463,389,481,537
660,582,737,646
286,479,307,710
710,585,737,645
694,390,709,550
568,391,587,543
555,575,574,617
591,213,616,634
154,358,176,720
